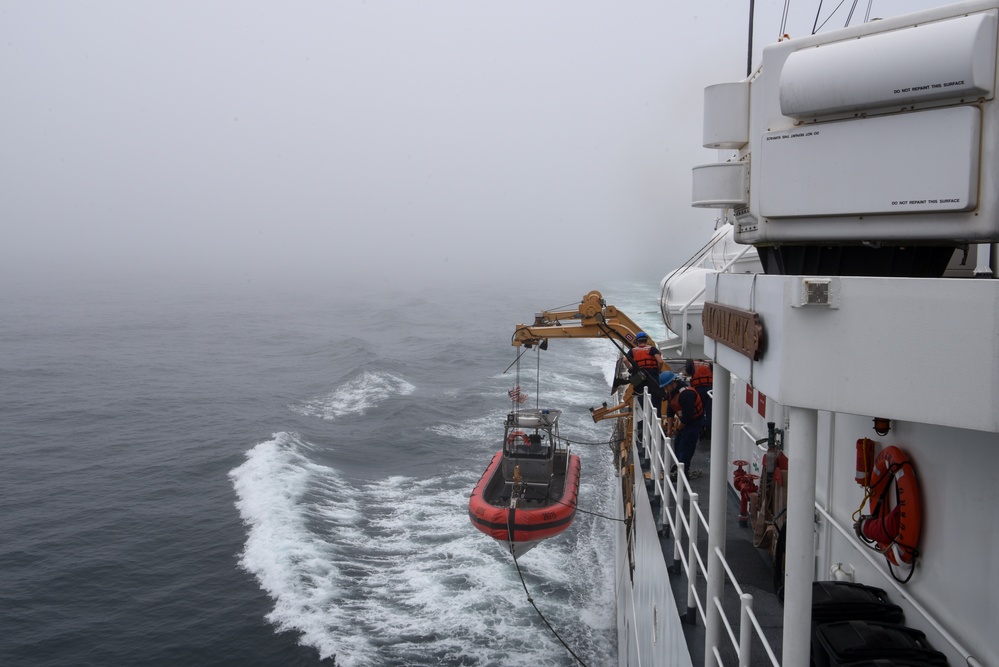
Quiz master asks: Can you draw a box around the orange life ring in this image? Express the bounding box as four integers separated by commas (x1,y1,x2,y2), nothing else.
857,445,921,567
507,431,530,448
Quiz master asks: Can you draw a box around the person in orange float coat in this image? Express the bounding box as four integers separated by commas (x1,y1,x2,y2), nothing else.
624,332,664,414
661,370,705,478
685,359,713,438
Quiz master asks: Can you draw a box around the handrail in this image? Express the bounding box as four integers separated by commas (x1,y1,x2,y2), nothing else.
746,606,781,666
634,392,780,665
640,390,980,667
734,422,773,456
714,596,739,653
714,546,781,666
665,239,755,354
814,503,983,667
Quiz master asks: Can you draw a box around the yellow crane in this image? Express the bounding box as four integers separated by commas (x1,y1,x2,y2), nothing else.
512,290,645,349
511,290,654,425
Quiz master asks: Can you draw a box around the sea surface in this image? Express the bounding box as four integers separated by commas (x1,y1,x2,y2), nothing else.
1,276,665,666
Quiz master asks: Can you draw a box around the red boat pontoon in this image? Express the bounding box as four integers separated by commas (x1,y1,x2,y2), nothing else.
468,408,581,557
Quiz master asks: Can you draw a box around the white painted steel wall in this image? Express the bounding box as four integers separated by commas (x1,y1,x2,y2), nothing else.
616,447,693,667
706,271,998,667
705,274,999,433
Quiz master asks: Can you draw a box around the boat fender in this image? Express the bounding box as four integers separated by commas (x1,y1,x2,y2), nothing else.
853,445,922,575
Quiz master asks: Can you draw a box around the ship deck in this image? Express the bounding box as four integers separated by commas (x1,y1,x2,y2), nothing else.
651,436,786,665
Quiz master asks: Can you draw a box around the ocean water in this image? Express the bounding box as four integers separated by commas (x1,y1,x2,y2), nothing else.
1,276,665,666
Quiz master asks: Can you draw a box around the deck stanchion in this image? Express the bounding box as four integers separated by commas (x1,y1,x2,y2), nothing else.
685,491,700,625
651,414,661,498
705,365,731,658
782,406,819,666
660,435,674,537
671,463,686,573
645,393,655,480
738,593,754,667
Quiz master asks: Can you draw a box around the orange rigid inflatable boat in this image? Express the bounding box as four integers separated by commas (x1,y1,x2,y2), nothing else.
468,409,581,557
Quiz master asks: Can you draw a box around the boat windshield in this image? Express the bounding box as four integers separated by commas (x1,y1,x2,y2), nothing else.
503,409,561,457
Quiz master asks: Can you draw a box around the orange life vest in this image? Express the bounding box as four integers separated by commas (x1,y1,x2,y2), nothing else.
669,386,704,421
690,362,712,390
631,346,659,371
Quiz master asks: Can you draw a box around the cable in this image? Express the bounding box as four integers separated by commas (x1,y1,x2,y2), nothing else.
845,0,860,27
535,345,540,410
549,495,626,524
506,512,591,666
546,300,581,313
503,346,530,374
659,226,731,330
559,434,618,447
814,0,849,33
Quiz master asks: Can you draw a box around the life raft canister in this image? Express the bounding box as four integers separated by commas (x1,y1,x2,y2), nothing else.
856,445,922,568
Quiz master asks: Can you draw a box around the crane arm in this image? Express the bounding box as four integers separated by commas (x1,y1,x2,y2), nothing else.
511,290,645,349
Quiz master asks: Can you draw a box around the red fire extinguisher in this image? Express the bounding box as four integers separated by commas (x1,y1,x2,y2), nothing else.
856,438,875,487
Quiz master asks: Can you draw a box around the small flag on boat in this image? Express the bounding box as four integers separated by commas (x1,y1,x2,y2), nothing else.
508,386,528,404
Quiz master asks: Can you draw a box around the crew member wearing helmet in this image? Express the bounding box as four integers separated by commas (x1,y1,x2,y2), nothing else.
685,359,713,438
624,332,664,414
660,370,705,478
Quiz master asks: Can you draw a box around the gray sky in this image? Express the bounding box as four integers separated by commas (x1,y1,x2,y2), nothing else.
1,0,942,290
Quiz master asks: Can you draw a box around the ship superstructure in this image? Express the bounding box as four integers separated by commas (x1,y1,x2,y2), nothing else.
618,2,999,665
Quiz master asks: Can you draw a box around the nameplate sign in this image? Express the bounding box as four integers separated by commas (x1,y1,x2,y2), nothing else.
702,302,765,361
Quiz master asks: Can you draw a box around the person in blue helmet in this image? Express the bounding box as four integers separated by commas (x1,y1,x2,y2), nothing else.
660,370,705,479
685,358,713,438
624,332,664,414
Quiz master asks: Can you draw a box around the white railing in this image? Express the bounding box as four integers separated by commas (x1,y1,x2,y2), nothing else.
635,389,779,666
664,241,756,356
813,503,984,667
637,390,983,667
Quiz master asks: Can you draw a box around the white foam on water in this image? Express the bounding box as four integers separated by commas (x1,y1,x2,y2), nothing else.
427,410,508,445
354,472,617,665
580,337,619,388
232,326,628,665
230,430,616,665
291,371,416,421
229,432,372,662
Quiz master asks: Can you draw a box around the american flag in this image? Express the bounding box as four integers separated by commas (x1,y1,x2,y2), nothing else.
508,386,528,404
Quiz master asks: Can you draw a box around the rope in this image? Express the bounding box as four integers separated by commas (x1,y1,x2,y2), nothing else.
550,495,626,524
852,461,920,583
887,553,918,584
559,435,617,447
506,511,590,666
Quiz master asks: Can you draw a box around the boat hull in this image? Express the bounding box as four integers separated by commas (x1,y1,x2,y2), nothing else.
468,451,581,555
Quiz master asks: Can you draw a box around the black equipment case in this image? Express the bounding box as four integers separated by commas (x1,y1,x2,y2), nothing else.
813,620,949,667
